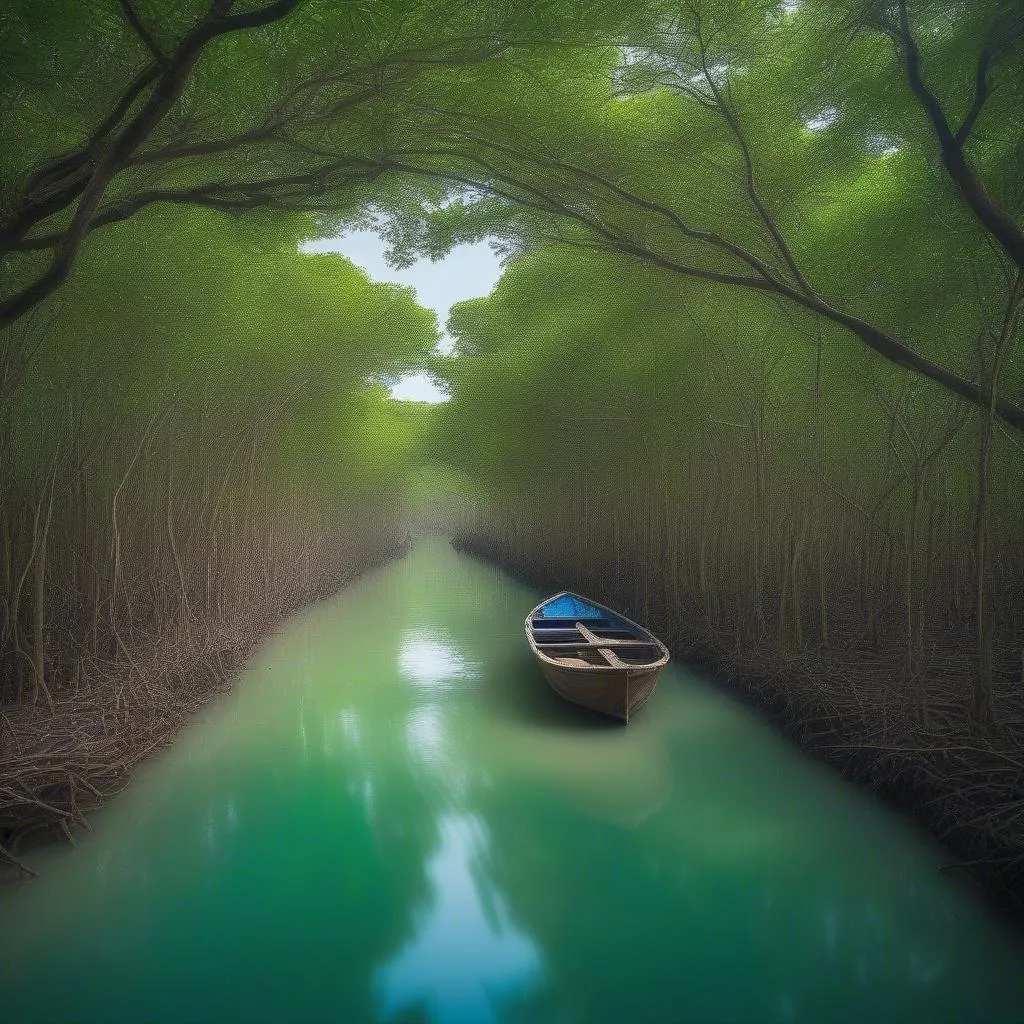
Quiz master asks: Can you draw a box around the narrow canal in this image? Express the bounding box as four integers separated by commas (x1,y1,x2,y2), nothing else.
2,538,1023,1023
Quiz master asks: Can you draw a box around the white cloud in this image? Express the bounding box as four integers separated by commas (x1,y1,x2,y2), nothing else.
301,230,503,403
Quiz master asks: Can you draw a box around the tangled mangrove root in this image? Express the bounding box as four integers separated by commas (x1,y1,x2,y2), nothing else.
0,632,252,877
708,638,1024,909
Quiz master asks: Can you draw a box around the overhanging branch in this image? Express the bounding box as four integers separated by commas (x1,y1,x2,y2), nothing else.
382,146,1024,433
12,161,390,252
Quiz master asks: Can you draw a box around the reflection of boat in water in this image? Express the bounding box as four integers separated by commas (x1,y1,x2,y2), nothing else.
525,592,669,723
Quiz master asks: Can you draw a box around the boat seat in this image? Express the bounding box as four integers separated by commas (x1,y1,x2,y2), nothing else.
597,647,627,668
552,656,593,668
532,617,613,629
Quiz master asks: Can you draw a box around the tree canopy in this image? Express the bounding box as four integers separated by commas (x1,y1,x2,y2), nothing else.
3,1,1022,431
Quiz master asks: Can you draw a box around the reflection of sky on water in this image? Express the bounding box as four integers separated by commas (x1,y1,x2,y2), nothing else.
384,627,539,1020
407,705,445,760
398,630,475,690
375,814,540,1024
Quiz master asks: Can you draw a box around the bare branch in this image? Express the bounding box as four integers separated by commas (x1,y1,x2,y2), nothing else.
382,142,1024,433
3,65,162,251
955,46,992,146
204,0,304,38
12,159,388,252
0,0,309,327
118,0,168,66
691,11,815,298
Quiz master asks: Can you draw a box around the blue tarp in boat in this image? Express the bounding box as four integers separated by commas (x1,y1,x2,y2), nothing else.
537,594,609,621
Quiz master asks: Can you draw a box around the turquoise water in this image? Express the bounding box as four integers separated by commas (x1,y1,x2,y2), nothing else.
2,538,1023,1023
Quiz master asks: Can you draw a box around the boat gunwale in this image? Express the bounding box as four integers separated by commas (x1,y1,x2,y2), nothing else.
524,590,670,673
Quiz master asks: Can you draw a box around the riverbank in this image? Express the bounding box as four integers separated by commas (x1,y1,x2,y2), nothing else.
0,536,411,880
453,534,1024,924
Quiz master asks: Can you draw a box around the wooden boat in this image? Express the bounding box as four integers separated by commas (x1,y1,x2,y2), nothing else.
525,592,669,722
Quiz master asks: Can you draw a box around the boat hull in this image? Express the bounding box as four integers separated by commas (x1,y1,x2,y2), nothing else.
536,659,664,723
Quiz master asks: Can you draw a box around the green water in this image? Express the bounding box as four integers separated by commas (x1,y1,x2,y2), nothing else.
2,539,1023,1024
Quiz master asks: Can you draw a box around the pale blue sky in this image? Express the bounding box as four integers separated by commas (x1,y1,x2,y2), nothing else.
301,230,504,402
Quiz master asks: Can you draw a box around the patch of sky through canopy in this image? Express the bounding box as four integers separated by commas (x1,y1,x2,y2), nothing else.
804,107,840,131
301,230,503,402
